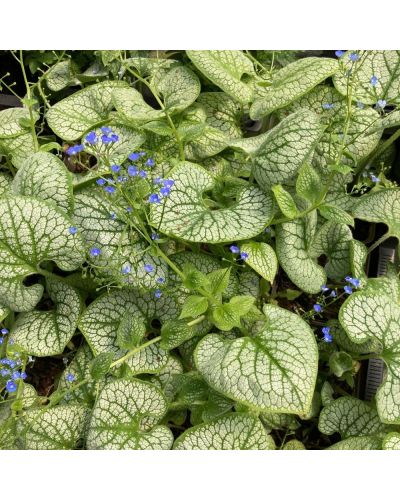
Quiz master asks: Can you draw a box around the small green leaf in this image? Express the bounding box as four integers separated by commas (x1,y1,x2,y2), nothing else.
207,268,231,296
187,50,254,104
250,57,338,118
46,60,77,91
240,242,277,283
319,204,354,227
195,304,318,414
13,152,74,214
87,379,173,450
160,319,195,350
211,296,254,331
89,352,114,380
328,351,353,377
173,413,275,450
46,80,128,140
0,196,85,312
150,161,274,243
179,295,208,320
295,164,322,204
272,184,298,218
252,110,323,189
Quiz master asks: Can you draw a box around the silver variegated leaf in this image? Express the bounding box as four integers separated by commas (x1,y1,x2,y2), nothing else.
0,171,12,197
173,413,275,450
383,432,400,450
46,80,128,140
240,241,278,283
187,50,254,104
0,196,85,312
327,435,383,450
87,379,173,449
197,92,242,139
13,152,74,214
150,161,274,243
195,304,318,414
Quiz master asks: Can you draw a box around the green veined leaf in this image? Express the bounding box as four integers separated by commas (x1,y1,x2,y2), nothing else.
10,278,82,356
179,295,209,320
160,319,196,351
333,51,400,105
383,109,400,128
195,304,318,414
0,171,12,197
78,289,178,374
112,87,164,123
0,108,37,138
240,242,278,284
116,315,146,350
196,92,242,139
187,50,254,104
327,435,383,450
173,413,275,450
319,204,354,227
310,221,352,281
250,57,338,118
150,355,184,402
353,189,400,240
0,130,36,168
272,184,298,218
0,196,85,312
184,125,228,160
87,379,173,450
318,397,386,439
349,240,368,284
150,161,274,243
296,164,322,205
275,218,326,294
46,60,78,91
46,80,128,140
18,405,88,450
156,66,201,113
58,343,95,405
12,152,74,214
252,110,323,189
211,295,255,331
229,131,269,156
383,432,400,450
328,320,380,355
339,292,400,423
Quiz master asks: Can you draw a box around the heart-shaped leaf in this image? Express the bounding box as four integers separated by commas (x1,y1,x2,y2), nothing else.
11,278,82,356
173,413,275,450
340,292,400,423
240,242,278,283
250,57,338,118
150,161,274,243
13,152,74,214
46,60,78,91
46,80,128,141
252,110,323,189
196,93,242,139
0,196,85,312
156,66,201,113
87,379,173,449
195,304,318,414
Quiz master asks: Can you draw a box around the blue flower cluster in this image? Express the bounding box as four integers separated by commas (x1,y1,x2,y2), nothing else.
148,178,175,204
229,245,248,261
66,127,119,156
0,334,27,392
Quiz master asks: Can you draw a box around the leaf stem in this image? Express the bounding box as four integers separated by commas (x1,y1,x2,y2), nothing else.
367,232,391,255
17,50,39,152
109,336,162,368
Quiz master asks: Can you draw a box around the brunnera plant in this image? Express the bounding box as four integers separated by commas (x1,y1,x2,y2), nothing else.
0,49,400,450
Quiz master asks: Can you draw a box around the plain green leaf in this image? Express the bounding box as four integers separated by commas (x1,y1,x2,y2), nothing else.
179,295,209,320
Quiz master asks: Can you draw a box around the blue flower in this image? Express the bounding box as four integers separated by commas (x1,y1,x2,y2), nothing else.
376,99,387,109
322,327,333,343
110,212,117,220
344,285,353,294
68,226,78,235
154,289,162,298
240,252,249,260
101,135,113,144
335,50,345,58
21,371,27,380
313,304,323,313
65,373,75,383
160,187,171,197
139,152,146,157
11,371,21,380
121,264,131,275
111,164,121,173
1,328,9,335
128,152,141,161
163,179,175,189
151,233,160,240
101,126,112,135
330,290,337,297
149,194,161,204
321,285,329,292
345,276,360,288
370,75,378,86
96,178,106,185
156,277,165,284
144,264,154,273
128,165,138,176
139,170,147,178
6,380,17,392
322,103,334,110
349,52,359,61
1,368,10,376
66,144,84,155
126,206,133,213
154,177,163,184
85,131,97,145
145,158,155,167
370,174,380,183
110,134,119,142
230,245,240,254
90,247,101,257
104,185,116,194
0,338,3,345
